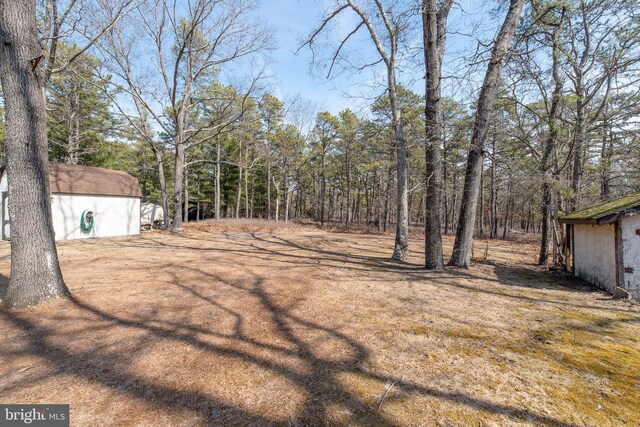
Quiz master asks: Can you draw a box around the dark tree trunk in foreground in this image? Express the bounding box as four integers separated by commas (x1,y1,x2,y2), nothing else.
422,0,453,270
0,0,69,308
449,0,525,268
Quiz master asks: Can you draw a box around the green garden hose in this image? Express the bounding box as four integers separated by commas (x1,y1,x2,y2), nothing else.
80,210,94,232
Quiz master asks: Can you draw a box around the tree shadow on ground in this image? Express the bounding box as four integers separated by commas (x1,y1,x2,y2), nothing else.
0,261,583,426
77,231,631,314
0,274,6,300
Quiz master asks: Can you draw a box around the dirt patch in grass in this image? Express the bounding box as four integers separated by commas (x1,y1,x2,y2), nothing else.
0,223,637,426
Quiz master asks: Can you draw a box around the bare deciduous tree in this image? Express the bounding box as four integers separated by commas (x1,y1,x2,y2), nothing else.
302,0,413,260
101,0,271,230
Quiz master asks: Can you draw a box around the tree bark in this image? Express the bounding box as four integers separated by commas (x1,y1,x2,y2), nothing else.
478,161,485,236
600,111,613,200
571,86,586,210
384,164,392,232
389,74,409,261
0,0,69,308
539,12,564,265
171,141,185,231
345,143,351,228
215,134,221,220
490,138,498,239
236,164,242,220
184,166,189,224
245,142,250,217
443,133,450,234
66,83,80,164
267,159,271,220
151,146,169,228
273,176,280,222
422,0,452,270
449,0,525,268
285,173,290,222
236,143,242,220
320,140,327,226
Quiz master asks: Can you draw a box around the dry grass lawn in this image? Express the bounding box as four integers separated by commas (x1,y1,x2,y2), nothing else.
0,221,638,426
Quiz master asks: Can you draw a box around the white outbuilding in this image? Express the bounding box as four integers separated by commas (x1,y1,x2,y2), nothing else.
141,202,165,229
0,163,142,241
560,193,640,299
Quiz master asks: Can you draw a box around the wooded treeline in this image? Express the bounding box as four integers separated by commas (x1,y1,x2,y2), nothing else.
1,0,640,307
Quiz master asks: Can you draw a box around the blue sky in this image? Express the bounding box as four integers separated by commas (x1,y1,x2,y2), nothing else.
257,0,358,114
257,0,497,115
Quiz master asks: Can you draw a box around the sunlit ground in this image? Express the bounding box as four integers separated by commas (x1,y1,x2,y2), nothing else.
0,221,638,426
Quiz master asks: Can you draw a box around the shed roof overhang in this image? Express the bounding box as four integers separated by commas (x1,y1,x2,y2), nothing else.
1,163,142,198
559,193,640,225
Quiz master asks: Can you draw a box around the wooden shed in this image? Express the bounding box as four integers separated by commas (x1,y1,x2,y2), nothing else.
0,163,142,241
559,193,640,299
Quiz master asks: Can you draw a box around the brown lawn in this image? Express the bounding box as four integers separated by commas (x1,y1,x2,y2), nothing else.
0,221,638,426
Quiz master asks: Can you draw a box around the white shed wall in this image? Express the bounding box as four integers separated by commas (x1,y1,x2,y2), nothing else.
141,202,164,224
51,194,140,240
573,223,617,294
0,170,141,241
621,215,640,298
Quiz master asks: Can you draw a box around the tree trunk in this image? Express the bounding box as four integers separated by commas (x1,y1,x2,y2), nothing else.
422,0,451,270
345,148,351,228
389,73,409,260
443,134,450,235
320,144,326,225
0,0,69,308
600,112,612,200
502,187,511,239
571,85,586,211
539,13,564,265
66,84,80,164
285,176,291,223
273,177,280,222
478,162,484,236
171,142,185,231
170,36,194,231
449,0,525,268
245,143,250,217
152,147,170,228
184,167,189,223
267,160,272,220
236,164,242,220
490,135,498,239
215,134,221,220
384,165,392,232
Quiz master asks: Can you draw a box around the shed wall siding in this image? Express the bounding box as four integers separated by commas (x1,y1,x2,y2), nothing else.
574,223,617,293
621,215,640,298
52,194,140,240
141,202,164,224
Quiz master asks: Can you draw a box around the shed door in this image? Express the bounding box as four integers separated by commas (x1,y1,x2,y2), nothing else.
2,191,9,240
622,217,640,298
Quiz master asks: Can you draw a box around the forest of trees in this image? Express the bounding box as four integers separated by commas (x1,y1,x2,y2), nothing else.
1,0,640,307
